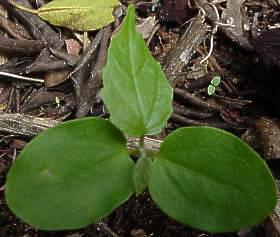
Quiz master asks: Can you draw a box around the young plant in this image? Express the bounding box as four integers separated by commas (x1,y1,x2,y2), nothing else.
207,76,221,95
5,5,277,233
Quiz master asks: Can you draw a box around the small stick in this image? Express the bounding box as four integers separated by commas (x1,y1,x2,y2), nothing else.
0,71,44,83
0,112,59,136
0,112,162,152
174,88,220,112
171,113,229,129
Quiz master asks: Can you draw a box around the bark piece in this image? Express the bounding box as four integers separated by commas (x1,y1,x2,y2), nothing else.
0,112,59,136
242,117,280,160
163,15,209,86
0,112,162,152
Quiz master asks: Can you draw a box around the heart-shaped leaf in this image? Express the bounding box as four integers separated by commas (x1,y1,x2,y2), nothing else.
38,0,119,31
102,5,173,136
149,127,277,233
5,118,134,230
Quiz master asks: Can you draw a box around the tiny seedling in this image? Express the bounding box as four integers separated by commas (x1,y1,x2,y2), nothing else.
5,5,277,233
207,76,221,95
55,96,60,108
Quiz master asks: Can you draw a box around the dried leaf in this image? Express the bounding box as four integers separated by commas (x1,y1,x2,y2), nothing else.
38,0,119,31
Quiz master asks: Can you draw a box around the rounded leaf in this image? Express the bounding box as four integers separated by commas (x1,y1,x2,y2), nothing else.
207,85,215,95
211,76,221,87
5,118,134,230
102,5,173,136
149,127,277,233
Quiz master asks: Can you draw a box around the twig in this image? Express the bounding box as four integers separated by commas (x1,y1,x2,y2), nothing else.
0,112,162,151
174,88,220,111
0,71,44,83
0,35,46,55
173,105,213,119
171,113,229,129
0,112,59,136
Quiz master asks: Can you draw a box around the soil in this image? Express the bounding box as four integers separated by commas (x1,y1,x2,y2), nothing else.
0,0,280,237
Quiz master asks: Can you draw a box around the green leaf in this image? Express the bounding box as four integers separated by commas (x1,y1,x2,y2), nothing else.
207,85,216,95
211,76,221,87
149,127,277,233
37,0,119,31
133,155,153,195
5,118,134,230
101,5,173,136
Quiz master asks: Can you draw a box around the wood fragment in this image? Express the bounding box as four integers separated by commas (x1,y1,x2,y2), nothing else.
175,88,220,111
0,112,59,136
173,105,214,119
255,117,280,160
194,0,253,50
171,112,229,129
0,112,162,151
163,15,209,86
0,5,8,65
0,35,46,56
0,71,44,83
242,117,280,160
222,0,248,41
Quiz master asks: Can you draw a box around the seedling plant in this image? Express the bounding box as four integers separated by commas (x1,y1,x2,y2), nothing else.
5,4,277,234
208,76,221,95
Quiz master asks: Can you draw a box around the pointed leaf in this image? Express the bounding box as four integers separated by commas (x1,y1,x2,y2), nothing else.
133,155,152,195
5,118,134,230
149,127,277,233
38,0,119,31
102,5,173,136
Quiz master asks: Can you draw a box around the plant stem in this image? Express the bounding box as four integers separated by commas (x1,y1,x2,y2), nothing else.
139,135,145,149
139,135,147,157
83,31,89,51
8,0,38,14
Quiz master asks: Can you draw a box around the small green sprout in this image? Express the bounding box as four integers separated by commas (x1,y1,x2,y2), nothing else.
207,76,221,95
55,96,61,108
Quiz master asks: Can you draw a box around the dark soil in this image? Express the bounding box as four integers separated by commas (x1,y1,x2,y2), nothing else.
1,0,280,236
